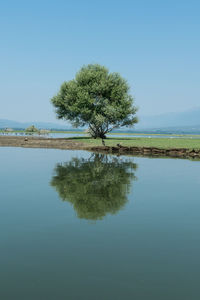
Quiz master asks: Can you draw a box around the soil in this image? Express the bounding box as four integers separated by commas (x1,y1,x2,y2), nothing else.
0,136,86,150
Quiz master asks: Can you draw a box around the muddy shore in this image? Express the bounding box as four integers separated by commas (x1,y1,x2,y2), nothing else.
0,136,86,150
1,136,200,159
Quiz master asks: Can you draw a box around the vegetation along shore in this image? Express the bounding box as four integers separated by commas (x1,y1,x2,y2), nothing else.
1,135,200,159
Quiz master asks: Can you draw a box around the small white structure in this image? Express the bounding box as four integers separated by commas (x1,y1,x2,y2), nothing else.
5,128,14,132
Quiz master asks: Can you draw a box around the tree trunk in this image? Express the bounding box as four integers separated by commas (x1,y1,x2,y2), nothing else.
89,124,106,139
92,132,106,139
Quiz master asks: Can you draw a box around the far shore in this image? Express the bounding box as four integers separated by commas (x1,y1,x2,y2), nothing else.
1,135,200,160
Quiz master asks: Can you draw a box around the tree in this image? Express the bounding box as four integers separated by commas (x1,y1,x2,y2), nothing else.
51,64,138,139
25,125,39,134
50,154,137,220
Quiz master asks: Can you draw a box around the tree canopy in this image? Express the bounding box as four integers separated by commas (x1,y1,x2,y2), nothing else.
51,64,138,138
50,154,137,220
25,125,39,134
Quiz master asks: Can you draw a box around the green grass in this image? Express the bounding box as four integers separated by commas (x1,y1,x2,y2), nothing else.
68,137,200,149
0,129,24,133
107,132,200,137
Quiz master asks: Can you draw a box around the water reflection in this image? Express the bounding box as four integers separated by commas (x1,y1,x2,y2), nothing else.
51,154,137,220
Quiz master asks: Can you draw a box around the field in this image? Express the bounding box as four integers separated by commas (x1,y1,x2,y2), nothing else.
70,136,200,149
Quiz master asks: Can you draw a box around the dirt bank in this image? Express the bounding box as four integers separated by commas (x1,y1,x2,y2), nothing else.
90,145,200,159
0,136,86,150
1,136,200,159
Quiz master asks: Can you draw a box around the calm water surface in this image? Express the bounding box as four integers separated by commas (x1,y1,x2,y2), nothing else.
1,132,200,139
1,147,200,299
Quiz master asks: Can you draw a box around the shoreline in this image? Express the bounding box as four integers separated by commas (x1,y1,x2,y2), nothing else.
1,136,200,159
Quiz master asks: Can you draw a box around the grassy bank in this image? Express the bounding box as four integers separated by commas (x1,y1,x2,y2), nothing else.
1,136,200,159
70,136,200,150
1,131,200,150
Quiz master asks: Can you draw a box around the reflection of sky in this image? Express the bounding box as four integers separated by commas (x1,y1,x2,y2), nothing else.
1,147,200,298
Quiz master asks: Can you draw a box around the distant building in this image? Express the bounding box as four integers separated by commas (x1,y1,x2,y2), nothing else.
39,129,50,135
5,128,14,132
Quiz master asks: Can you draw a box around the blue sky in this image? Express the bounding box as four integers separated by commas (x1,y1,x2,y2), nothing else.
0,0,199,123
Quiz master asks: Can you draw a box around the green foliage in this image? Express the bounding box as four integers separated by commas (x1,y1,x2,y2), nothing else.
25,125,39,134
51,64,138,138
51,154,137,220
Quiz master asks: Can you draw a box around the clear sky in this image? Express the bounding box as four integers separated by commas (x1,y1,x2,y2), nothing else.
0,0,199,123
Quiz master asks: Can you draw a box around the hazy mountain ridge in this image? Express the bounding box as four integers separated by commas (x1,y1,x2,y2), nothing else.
1,108,200,133
135,108,200,129
0,119,73,130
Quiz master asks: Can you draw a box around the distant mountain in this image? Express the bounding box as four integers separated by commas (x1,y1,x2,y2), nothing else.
0,119,73,130
135,108,200,129
115,125,200,135
1,107,200,134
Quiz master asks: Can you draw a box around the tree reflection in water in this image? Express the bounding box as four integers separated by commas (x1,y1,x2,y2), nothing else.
51,154,137,220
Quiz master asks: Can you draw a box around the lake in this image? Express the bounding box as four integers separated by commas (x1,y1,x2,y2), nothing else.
1,132,200,139
1,147,200,299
